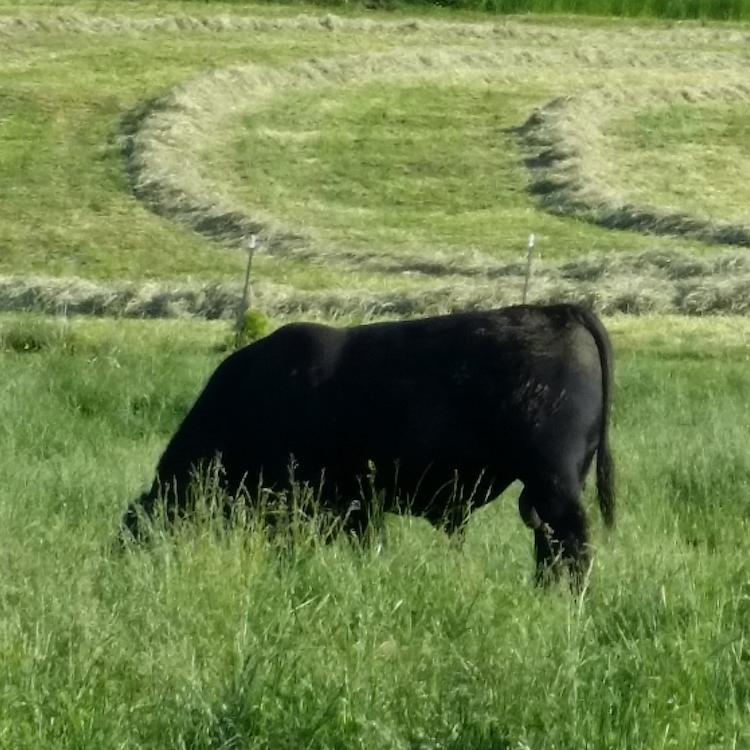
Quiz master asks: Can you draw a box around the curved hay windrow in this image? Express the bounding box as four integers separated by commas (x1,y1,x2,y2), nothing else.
125,47,562,252
518,82,750,246
128,48,750,251
5,10,750,316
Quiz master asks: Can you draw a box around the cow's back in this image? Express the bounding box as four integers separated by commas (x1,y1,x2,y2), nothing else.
310,305,606,507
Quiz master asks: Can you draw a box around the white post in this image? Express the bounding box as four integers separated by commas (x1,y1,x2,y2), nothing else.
523,233,536,305
236,234,257,347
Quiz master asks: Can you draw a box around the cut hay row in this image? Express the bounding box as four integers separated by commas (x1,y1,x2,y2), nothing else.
3,250,748,319
127,48,525,252
518,81,750,246
127,40,748,256
4,10,750,318
0,11,500,37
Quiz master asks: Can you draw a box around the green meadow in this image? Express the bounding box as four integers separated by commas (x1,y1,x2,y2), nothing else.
1,315,749,748
1,1,749,747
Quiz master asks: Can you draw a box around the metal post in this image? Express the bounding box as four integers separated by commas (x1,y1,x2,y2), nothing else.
522,233,536,305
236,234,257,348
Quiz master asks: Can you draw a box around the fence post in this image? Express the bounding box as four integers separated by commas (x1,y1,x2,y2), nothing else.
522,233,536,304
235,233,257,348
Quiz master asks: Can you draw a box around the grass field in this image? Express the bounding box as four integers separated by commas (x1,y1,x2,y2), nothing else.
280,0,750,19
0,314,749,748
1,1,750,747
605,101,750,224
1,2,750,316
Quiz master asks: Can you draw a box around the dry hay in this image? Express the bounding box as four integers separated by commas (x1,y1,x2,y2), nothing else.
2,250,748,320
4,11,749,44
123,25,750,255
5,10,750,317
517,82,750,247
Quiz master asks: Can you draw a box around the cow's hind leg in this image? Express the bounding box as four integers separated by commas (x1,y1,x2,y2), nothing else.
519,478,590,589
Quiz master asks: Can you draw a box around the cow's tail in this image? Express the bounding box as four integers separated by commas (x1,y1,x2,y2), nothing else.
572,305,615,528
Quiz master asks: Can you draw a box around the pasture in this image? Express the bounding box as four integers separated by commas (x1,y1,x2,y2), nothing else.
1,1,749,747
2,3,750,316
1,315,749,748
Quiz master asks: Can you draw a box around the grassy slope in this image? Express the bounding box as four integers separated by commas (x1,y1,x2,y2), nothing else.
1,5,749,744
1,5,748,308
219,80,666,260
0,313,749,748
604,102,750,224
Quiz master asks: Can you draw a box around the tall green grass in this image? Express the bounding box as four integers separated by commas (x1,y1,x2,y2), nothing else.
250,0,750,20
1,314,748,748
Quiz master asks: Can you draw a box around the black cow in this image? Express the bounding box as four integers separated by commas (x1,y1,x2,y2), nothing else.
123,303,614,584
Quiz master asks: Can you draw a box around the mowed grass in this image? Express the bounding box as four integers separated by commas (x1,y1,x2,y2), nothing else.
605,102,750,225
219,80,664,260
225,81,533,255
1,313,749,749
0,19,402,282
1,4,749,301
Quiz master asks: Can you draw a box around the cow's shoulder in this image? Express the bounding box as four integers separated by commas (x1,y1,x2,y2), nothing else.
267,321,340,346
263,322,349,386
